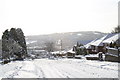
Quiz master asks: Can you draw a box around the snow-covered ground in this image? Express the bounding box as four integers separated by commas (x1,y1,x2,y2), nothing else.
0,58,119,79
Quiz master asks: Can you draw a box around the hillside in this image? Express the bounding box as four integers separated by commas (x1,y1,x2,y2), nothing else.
26,31,107,50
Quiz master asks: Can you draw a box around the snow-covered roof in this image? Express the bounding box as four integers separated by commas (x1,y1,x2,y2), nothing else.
77,46,85,49
91,35,107,46
84,39,97,49
91,33,116,46
103,33,120,44
67,49,75,54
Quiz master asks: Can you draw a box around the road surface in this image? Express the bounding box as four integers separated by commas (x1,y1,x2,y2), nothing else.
0,58,119,78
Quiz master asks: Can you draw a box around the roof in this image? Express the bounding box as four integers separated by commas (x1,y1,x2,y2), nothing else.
103,33,120,44
91,35,107,46
84,39,98,49
67,49,75,54
91,33,116,46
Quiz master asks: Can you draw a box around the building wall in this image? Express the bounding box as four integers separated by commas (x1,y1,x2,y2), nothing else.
97,46,104,53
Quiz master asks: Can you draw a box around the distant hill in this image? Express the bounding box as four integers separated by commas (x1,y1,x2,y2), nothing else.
26,31,107,50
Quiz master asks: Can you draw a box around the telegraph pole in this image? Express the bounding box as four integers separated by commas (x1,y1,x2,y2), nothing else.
60,40,62,52
59,39,62,54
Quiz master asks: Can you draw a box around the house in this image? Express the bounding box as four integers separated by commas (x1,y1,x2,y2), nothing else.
84,33,119,61
90,36,106,54
84,39,98,54
66,49,75,58
90,34,116,54
103,33,120,48
102,33,120,62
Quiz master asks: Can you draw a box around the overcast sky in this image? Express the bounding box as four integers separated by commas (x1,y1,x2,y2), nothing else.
0,0,119,38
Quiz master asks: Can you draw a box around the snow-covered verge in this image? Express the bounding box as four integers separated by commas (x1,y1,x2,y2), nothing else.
0,58,119,79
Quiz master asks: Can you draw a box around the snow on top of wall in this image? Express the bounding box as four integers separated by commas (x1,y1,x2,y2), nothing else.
51,51,67,54
85,54,99,58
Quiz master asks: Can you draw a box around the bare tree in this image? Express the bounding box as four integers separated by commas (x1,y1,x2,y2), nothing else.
44,41,55,53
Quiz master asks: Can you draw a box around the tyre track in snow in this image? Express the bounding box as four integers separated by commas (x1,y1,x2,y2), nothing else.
48,60,74,78
83,62,119,72
33,59,118,78
50,59,118,78
73,60,119,77
53,66,75,78
33,62,46,78
4,61,24,78
53,61,97,78
64,60,118,78
13,61,39,78
34,59,94,78
52,60,80,78
34,60,65,78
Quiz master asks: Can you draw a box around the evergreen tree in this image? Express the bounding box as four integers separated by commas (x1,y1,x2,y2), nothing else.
2,28,27,61
112,26,120,33
2,29,10,60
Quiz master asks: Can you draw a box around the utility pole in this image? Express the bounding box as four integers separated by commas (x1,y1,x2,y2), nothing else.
60,40,62,53
58,39,62,54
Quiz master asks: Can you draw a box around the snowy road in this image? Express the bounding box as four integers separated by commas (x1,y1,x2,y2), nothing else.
0,58,119,78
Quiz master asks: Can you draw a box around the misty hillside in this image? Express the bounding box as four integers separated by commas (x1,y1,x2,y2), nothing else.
26,31,107,50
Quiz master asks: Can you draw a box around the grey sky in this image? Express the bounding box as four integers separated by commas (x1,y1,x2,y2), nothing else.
0,0,119,38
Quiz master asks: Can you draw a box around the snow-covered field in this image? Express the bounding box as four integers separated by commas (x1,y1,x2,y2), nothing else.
0,58,119,79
